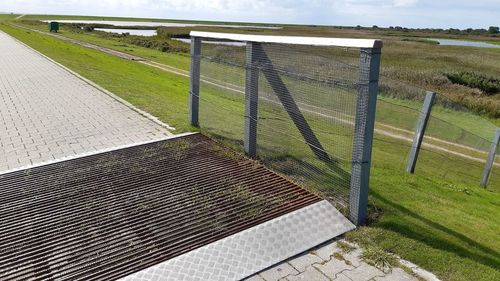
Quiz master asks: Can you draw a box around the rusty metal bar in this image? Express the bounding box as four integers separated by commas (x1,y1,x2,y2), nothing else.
0,133,319,280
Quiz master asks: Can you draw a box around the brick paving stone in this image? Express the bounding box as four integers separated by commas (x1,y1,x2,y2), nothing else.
287,252,323,272
342,262,385,281
333,273,354,281
313,257,355,279
259,262,299,281
0,31,172,172
341,248,363,267
312,240,342,261
286,266,329,281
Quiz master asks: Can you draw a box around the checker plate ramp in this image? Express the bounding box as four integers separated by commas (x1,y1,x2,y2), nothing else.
0,133,354,280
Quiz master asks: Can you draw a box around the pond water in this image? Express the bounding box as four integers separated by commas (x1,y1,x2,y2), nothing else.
428,38,500,48
43,20,282,30
172,38,245,46
94,28,157,36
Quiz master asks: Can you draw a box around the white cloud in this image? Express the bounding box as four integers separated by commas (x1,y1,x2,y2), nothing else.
392,0,418,7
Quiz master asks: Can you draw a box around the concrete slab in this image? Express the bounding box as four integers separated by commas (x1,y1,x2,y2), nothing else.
285,267,329,281
259,263,299,281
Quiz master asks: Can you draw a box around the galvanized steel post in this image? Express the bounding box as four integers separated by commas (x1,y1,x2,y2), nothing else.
406,91,436,173
189,37,202,127
244,42,260,158
350,46,382,226
481,128,500,187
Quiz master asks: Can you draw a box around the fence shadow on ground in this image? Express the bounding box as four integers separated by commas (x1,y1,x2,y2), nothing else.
371,191,500,270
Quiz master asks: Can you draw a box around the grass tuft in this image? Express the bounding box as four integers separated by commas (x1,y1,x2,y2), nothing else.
360,245,400,274
337,240,356,253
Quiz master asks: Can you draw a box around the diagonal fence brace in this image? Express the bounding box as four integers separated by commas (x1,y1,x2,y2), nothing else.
252,43,331,163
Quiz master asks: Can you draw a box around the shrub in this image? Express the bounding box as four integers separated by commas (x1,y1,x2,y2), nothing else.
445,71,500,95
83,25,94,32
156,27,189,39
125,37,189,53
488,26,499,34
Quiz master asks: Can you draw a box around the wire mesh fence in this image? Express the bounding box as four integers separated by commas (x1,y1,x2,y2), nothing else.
372,78,424,173
190,32,499,222
254,43,361,209
197,44,246,151
419,108,499,190
373,75,499,190
196,41,363,212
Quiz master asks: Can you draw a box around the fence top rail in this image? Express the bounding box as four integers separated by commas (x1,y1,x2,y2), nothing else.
190,31,383,49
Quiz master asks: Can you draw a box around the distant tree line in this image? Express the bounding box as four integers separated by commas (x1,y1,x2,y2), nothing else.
387,26,500,35
350,25,500,36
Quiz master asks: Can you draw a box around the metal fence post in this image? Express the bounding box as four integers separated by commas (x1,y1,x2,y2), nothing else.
244,42,260,158
481,128,500,187
406,91,436,173
349,46,382,226
189,37,202,127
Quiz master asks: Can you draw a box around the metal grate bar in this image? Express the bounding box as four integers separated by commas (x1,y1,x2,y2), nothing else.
0,133,320,280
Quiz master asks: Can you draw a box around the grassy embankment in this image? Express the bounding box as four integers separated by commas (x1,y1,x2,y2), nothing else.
0,22,499,281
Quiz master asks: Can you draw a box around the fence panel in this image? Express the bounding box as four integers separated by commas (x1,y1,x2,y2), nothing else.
190,32,383,224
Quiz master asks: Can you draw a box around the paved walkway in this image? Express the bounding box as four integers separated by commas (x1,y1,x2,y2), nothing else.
245,239,437,281
0,31,172,172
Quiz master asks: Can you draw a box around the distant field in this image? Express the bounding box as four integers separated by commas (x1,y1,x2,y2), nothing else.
0,13,19,20
14,19,500,137
15,14,500,119
21,14,282,27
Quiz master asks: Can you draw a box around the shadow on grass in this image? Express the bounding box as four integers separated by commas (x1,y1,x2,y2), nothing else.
259,153,351,202
371,191,500,270
204,132,352,205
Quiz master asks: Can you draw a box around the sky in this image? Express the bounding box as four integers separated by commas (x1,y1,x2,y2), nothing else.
1,0,499,29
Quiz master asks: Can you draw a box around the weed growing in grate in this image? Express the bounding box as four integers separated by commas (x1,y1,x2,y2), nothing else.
161,139,191,160
209,143,243,161
221,182,281,220
208,218,226,232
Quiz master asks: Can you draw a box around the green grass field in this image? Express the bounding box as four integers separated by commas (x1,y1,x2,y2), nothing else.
0,13,19,20
0,22,499,281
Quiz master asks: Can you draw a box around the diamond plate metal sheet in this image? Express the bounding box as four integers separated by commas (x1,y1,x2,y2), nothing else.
120,200,354,281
